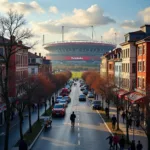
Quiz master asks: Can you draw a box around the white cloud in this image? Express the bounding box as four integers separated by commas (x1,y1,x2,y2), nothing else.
138,7,150,23
0,0,45,15
121,6,150,29
102,28,124,44
65,32,91,41
31,4,115,34
49,6,58,14
121,20,140,29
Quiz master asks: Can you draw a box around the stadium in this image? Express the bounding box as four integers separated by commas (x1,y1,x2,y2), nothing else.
44,41,115,71
44,26,116,71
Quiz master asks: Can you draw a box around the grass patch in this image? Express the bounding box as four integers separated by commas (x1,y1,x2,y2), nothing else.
15,121,43,147
42,106,52,116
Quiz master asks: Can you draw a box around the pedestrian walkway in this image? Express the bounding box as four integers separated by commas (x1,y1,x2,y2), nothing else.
0,102,51,150
98,94,147,150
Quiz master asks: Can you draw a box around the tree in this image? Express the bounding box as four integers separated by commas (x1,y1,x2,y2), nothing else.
21,75,39,133
0,10,35,150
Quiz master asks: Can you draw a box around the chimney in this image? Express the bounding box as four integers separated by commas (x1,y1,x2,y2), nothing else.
18,40,22,45
39,53,41,57
35,52,37,55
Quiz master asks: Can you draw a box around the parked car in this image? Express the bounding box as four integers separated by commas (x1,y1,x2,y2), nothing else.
60,88,69,96
80,86,86,91
83,89,88,95
87,93,94,98
59,100,68,107
63,96,71,103
52,104,66,117
91,100,102,110
79,94,86,101
55,96,63,103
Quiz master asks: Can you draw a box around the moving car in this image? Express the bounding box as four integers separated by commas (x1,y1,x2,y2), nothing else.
59,100,68,107
52,104,66,117
80,86,86,91
79,94,86,101
91,100,102,110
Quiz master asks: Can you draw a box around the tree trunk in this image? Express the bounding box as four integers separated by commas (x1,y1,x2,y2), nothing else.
19,111,23,140
117,106,120,130
44,100,47,114
4,109,10,150
37,103,40,121
28,105,32,133
147,134,150,150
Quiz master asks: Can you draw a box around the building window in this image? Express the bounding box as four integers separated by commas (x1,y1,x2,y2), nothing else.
0,48,4,56
138,47,142,55
31,58,35,63
31,68,35,74
138,62,142,72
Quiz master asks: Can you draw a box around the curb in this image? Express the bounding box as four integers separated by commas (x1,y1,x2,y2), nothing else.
28,125,44,150
96,110,120,149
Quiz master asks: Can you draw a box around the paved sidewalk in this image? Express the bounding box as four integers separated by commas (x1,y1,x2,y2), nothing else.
98,95,147,150
0,102,51,150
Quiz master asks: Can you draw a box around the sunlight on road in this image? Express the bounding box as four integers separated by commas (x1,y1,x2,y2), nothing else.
41,137,77,147
63,122,107,132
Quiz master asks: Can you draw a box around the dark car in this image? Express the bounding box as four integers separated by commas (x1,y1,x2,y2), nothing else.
91,100,101,110
52,104,66,117
80,86,86,91
83,89,88,95
79,94,86,101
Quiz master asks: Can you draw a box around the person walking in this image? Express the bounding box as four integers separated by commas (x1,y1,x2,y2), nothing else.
119,135,125,150
113,133,119,150
70,111,76,127
121,111,126,123
136,140,143,150
128,117,132,129
130,140,136,150
106,134,113,149
111,115,117,130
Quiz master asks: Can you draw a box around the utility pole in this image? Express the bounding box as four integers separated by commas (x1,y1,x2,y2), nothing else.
91,26,93,40
42,35,45,46
62,26,64,42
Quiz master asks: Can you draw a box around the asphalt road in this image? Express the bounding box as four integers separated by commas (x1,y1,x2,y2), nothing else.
32,82,111,150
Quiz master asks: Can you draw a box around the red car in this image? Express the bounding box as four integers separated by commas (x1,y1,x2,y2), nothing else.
52,104,66,117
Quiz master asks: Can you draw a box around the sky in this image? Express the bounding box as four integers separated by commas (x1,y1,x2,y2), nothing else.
0,0,150,55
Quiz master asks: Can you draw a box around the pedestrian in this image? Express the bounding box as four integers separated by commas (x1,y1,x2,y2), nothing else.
106,134,113,149
128,117,132,129
119,135,125,150
19,139,28,150
130,140,136,150
52,96,54,106
111,115,117,130
121,111,126,123
105,107,108,116
113,133,119,150
136,140,143,150
136,119,140,128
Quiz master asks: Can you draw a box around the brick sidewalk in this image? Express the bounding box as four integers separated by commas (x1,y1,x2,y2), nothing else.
98,95,148,150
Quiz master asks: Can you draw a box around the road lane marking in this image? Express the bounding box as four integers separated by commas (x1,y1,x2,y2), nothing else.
78,140,80,145
78,127,80,131
78,133,80,137
78,123,79,126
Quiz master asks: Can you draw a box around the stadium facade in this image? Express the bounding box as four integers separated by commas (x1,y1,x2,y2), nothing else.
44,41,116,65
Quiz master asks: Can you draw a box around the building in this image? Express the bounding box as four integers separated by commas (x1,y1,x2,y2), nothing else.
100,54,108,77
0,37,29,125
120,25,150,92
28,52,52,76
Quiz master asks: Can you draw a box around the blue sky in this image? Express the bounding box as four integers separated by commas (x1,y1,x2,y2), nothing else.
1,0,150,54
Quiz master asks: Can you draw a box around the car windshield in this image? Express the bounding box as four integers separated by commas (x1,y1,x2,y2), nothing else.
54,105,64,108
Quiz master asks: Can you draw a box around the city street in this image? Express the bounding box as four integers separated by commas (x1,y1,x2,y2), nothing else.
32,82,111,150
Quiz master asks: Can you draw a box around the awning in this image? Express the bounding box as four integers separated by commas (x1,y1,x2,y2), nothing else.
124,92,145,103
117,89,130,99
